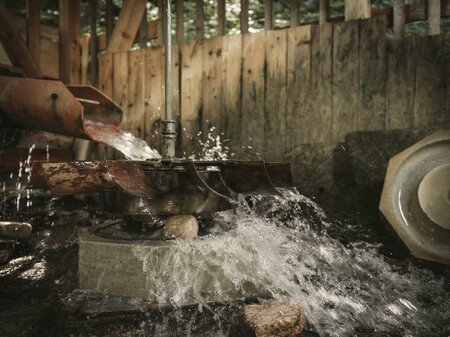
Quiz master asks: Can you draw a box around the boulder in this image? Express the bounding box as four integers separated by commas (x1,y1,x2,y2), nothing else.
162,215,198,240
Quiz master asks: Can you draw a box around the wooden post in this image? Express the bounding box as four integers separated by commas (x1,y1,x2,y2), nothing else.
428,0,441,35
80,33,91,84
345,0,370,21
218,0,226,36
89,0,98,85
158,0,165,44
195,0,204,40
241,0,249,34
0,3,42,78
393,0,405,42
59,0,81,84
291,0,300,27
26,0,41,65
176,0,184,44
265,0,273,30
105,0,114,42
319,0,330,23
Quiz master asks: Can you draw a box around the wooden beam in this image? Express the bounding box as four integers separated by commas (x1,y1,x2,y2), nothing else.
218,0,226,36
89,0,98,85
265,0,273,30
105,0,114,42
26,0,41,64
195,0,204,40
393,0,405,42
80,33,90,84
59,0,81,84
345,0,371,21
320,0,330,23
291,0,300,26
428,0,441,35
107,0,147,53
0,3,42,78
176,0,184,44
241,0,249,34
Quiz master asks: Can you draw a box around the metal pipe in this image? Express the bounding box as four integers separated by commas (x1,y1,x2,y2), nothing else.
162,0,176,159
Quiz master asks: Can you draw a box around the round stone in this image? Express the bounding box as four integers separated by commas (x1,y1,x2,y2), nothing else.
162,215,198,240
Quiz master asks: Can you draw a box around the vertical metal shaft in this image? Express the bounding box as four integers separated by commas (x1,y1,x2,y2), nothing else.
162,0,176,159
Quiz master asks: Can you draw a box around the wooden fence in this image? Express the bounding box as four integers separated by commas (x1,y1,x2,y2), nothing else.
99,16,450,162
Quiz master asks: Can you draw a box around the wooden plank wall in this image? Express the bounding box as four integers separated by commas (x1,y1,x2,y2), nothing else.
99,16,450,159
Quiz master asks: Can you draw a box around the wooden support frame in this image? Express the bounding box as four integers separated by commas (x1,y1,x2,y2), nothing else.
241,0,249,34
107,0,147,53
105,0,114,42
26,0,41,63
428,0,441,35
320,0,330,23
218,0,226,36
345,0,371,21
195,0,204,40
291,0,300,27
0,3,42,78
89,0,98,85
59,0,81,84
265,0,274,30
393,0,405,42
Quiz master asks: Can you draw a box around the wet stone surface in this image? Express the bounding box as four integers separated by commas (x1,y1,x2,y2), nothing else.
0,191,448,337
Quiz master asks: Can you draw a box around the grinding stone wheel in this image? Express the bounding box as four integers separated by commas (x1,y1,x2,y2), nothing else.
379,131,450,265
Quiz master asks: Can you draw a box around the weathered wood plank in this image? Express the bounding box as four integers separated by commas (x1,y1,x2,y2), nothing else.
393,0,405,43
144,46,164,149
80,33,90,84
345,0,371,21
332,20,359,142
286,25,311,151
107,0,147,53
180,41,203,156
414,35,447,127
386,38,415,129
127,49,145,137
26,0,41,64
428,0,441,35
319,0,330,23
59,0,80,84
113,51,129,125
89,0,98,85
241,31,265,158
265,29,287,161
221,34,242,154
358,16,387,131
310,23,333,143
98,53,113,98
201,36,223,140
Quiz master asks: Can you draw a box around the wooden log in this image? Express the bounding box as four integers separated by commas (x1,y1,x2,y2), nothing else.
291,0,300,27
286,25,311,151
89,0,98,85
218,0,226,36
428,0,441,35
221,34,242,154
241,301,306,337
201,37,224,139
386,38,415,129
107,0,147,53
320,0,330,23
180,41,203,156
105,0,114,43
358,16,387,131
309,23,333,143
393,0,405,43
80,33,91,84
241,0,249,34
176,0,184,44
59,0,81,84
332,20,359,142
241,31,265,157
0,3,42,78
26,0,41,64
264,29,287,161
196,0,204,40
265,0,273,30
345,0,371,21
98,53,113,97
414,35,447,127
127,49,145,137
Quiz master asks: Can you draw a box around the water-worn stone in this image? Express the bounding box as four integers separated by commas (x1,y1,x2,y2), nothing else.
0,221,32,239
242,301,306,337
162,215,198,240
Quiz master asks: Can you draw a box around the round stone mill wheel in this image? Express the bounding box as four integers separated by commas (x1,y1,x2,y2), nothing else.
379,130,450,265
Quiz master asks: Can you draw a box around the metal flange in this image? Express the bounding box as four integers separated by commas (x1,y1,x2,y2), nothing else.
379,130,450,265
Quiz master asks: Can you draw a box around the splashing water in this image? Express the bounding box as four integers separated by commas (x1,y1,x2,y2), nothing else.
186,128,234,160
130,190,449,337
84,121,161,160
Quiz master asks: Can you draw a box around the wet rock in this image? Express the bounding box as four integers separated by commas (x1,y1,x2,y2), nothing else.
242,301,306,337
0,221,32,239
162,215,198,240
